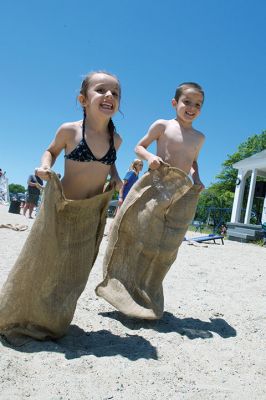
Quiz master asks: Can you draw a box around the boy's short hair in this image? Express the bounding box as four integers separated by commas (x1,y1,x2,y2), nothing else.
174,82,204,103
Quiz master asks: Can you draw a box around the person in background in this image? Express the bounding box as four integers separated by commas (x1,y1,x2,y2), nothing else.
23,173,43,218
118,159,143,207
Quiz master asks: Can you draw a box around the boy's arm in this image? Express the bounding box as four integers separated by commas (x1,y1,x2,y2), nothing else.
135,120,165,170
190,160,204,189
35,124,69,180
190,135,205,190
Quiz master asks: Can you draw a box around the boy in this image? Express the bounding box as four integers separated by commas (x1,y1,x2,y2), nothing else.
96,83,205,319
135,82,205,189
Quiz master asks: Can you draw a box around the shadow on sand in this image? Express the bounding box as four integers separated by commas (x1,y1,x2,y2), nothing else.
99,311,237,340
0,325,158,360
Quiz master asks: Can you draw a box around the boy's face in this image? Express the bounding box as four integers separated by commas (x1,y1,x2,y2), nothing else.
172,88,203,123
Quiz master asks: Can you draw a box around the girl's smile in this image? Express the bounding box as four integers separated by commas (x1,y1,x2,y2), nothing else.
84,74,120,116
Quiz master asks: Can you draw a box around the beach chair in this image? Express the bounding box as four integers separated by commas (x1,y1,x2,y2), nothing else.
187,233,224,245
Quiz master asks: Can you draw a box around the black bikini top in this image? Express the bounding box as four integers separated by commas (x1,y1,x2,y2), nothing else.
64,120,117,165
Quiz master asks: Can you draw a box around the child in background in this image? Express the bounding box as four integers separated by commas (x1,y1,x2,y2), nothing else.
118,159,143,207
0,71,123,344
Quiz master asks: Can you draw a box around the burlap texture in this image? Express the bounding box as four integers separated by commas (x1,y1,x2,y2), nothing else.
0,172,112,343
96,165,201,320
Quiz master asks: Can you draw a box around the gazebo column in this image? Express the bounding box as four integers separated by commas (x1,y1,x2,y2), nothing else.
244,169,257,224
262,196,266,224
231,169,247,223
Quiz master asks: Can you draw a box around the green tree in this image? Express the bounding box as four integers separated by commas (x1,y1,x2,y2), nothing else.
215,130,266,192
8,183,26,193
196,131,266,223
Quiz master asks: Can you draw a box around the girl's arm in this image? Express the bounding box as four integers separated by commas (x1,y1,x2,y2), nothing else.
118,179,128,204
109,164,123,191
109,132,123,190
35,124,69,180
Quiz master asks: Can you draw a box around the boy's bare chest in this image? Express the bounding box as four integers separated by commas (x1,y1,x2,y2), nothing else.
161,127,199,148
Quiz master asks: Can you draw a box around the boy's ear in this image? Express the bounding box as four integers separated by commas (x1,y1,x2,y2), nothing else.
78,94,87,107
172,98,177,107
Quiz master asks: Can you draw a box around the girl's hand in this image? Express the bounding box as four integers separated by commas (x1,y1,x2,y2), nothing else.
35,167,52,181
110,177,123,191
147,155,163,170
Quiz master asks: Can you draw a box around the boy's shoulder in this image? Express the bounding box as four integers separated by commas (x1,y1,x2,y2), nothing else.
192,127,205,141
148,118,169,133
152,118,170,127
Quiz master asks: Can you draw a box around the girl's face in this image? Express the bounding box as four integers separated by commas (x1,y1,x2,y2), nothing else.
136,161,143,172
172,88,203,124
80,73,120,117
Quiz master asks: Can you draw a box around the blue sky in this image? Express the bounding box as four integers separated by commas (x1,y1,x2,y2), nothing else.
1,0,265,189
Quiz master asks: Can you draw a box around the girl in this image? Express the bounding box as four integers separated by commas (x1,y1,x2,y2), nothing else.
36,70,122,197
0,71,123,344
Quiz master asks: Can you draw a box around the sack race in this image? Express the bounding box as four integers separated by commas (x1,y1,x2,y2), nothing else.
96,165,201,320
0,172,112,344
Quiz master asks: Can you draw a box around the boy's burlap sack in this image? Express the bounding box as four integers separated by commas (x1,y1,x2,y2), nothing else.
0,172,112,344
96,165,201,320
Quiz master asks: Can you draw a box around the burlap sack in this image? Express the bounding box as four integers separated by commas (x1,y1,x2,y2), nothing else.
96,165,201,320
0,172,112,344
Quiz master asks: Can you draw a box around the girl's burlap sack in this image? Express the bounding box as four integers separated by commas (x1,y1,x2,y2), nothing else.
96,165,201,319
0,172,112,344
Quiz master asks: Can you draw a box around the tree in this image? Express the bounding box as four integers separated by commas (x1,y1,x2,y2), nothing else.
196,131,266,223
8,183,26,194
215,130,266,192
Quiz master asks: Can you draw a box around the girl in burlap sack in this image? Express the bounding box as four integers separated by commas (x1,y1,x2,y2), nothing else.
0,71,123,344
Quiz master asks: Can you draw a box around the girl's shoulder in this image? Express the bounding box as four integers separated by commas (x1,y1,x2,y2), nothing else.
55,120,82,140
57,120,82,133
113,131,122,149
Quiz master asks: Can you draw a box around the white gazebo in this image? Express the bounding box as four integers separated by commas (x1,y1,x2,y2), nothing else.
228,149,266,242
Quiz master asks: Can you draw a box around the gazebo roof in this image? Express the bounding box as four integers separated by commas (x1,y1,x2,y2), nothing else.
233,149,266,173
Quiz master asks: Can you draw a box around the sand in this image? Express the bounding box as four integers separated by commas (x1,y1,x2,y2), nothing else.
0,204,265,399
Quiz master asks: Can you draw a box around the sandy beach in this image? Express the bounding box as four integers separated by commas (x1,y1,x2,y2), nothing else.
0,204,265,400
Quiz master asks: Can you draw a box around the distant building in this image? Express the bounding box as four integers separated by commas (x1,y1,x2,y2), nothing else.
228,150,266,242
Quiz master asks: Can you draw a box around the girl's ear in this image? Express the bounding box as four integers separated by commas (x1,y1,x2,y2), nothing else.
78,94,87,107
171,98,177,107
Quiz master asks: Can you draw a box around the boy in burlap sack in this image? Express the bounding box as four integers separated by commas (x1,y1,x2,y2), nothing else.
96,82,205,319
0,71,123,344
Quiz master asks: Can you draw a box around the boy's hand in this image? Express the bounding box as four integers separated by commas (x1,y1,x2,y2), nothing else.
35,167,52,181
147,155,164,170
